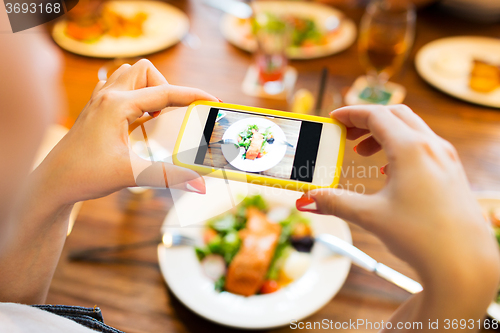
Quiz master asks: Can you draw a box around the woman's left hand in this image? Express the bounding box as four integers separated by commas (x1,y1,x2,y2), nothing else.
35,59,217,206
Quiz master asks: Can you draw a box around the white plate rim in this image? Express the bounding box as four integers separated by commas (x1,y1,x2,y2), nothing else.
52,1,189,58
157,184,352,329
415,36,500,109
219,1,357,60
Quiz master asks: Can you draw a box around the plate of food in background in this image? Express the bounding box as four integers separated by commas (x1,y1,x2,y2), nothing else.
221,117,288,173
415,36,500,108
52,1,189,58
158,182,352,329
220,1,357,59
477,192,500,321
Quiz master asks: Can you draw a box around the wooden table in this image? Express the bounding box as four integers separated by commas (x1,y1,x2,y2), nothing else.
47,1,500,332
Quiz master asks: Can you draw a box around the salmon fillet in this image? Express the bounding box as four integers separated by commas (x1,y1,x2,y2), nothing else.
225,207,281,296
245,130,264,160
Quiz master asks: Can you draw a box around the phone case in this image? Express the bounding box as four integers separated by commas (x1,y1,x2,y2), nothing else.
173,101,346,192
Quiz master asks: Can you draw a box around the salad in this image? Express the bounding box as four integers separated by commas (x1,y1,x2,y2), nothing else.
237,124,274,160
252,12,328,48
195,195,314,296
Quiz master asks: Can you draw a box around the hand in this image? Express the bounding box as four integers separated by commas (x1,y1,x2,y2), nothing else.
35,59,217,205
296,105,499,323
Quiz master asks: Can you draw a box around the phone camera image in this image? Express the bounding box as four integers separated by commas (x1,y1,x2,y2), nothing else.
195,108,323,183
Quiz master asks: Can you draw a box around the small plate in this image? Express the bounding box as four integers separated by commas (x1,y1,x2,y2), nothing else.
220,1,357,60
415,36,500,108
52,1,189,58
221,117,287,172
476,192,500,320
157,182,352,329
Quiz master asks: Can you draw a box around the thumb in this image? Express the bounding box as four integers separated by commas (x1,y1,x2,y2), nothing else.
296,188,382,229
129,153,206,193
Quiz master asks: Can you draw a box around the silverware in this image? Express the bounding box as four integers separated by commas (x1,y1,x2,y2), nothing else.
162,232,200,248
204,0,253,19
161,230,422,294
209,138,294,148
316,234,423,294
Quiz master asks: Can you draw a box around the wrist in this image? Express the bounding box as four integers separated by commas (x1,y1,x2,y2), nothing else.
418,244,499,316
29,161,77,210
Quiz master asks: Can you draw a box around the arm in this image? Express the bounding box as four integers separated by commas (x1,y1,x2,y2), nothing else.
0,59,217,304
297,105,500,331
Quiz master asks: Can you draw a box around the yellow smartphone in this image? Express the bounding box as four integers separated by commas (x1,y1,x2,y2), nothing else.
173,101,346,192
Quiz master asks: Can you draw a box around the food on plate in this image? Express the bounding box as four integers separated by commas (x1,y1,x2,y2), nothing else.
246,12,337,49
491,207,500,228
225,207,281,296
246,132,265,160
237,124,274,160
65,3,148,42
195,195,313,296
288,16,328,48
469,59,500,93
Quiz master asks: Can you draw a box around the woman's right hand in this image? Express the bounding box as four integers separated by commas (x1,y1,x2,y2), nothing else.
297,105,499,325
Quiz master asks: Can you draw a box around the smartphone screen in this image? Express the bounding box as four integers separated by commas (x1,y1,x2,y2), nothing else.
194,108,323,183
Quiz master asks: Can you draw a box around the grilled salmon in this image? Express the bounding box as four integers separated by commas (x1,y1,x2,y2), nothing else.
224,207,281,296
245,130,264,160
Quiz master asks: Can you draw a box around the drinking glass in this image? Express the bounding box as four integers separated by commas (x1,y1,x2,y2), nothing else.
253,12,290,95
358,0,416,103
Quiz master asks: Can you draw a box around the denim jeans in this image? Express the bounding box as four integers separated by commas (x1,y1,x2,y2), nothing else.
31,304,125,333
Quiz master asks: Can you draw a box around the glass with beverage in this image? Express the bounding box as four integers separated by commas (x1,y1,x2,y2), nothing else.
253,12,290,95
358,0,416,103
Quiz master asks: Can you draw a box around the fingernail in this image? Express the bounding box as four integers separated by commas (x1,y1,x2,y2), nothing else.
353,145,357,153
380,166,385,175
186,180,206,194
149,111,161,118
217,98,223,103
296,197,318,212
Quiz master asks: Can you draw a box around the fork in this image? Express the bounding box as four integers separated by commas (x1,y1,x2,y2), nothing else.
209,138,295,148
162,231,422,294
162,231,200,248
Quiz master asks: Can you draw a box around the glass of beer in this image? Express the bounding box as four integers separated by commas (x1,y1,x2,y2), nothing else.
358,0,416,102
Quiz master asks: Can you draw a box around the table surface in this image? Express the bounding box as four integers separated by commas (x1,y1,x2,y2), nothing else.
46,1,500,332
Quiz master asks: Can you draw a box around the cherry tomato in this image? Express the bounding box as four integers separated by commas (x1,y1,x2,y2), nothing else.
203,228,218,244
260,280,279,294
257,152,263,159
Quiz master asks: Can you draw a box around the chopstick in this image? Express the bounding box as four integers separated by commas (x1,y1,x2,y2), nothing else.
315,67,329,116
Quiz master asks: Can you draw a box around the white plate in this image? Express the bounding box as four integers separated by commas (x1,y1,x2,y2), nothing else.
220,1,357,60
415,37,500,108
476,192,500,320
157,182,352,329
221,117,287,172
52,1,189,58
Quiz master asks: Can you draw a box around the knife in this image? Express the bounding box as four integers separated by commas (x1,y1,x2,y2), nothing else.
204,0,253,19
316,233,423,294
